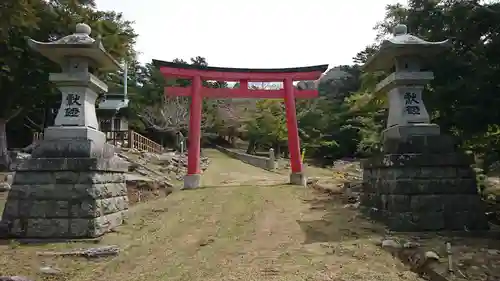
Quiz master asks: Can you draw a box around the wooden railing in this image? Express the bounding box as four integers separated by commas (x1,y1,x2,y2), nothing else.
128,131,163,154
33,130,163,154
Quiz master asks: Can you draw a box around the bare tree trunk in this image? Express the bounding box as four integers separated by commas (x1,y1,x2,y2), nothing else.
283,145,289,159
246,139,256,154
0,119,11,171
273,143,281,159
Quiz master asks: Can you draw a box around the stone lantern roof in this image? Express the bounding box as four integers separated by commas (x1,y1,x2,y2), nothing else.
97,92,130,113
27,23,121,71
363,24,451,72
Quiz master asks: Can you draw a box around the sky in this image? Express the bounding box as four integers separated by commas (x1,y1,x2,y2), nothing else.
96,0,405,69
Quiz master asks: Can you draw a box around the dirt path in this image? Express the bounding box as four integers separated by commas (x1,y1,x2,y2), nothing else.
0,150,422,281
201,149,288,187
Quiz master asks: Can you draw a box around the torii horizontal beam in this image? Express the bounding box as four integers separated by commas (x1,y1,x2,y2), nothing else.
165,87,319,99
153,59,328,82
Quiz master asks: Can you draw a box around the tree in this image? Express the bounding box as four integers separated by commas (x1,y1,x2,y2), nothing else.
138,97,190,134
294,65,368,162
137,96,218,137
245,99,287,154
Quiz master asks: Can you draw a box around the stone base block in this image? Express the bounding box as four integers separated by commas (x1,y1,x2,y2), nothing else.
3,211,128,238
1,157,128,238
382,134,457,154
32,126,115,158
290,172,307,187
183,174,201,189
360,134,489,232
14,156,128,172
362,208,489,232
382,123,440,141
44,126,104,141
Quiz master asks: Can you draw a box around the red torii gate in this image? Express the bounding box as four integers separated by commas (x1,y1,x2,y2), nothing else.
152,60,328,189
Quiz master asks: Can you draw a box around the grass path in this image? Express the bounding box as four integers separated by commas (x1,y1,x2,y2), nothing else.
201,149,288,187
0,150,421,281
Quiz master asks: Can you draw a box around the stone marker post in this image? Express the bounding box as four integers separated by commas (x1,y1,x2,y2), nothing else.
1,23,129,238
267,148,277,171
359,24,489,231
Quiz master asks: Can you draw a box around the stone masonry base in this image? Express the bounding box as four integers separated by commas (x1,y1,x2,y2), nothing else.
1,157,128,238
360,135,489,231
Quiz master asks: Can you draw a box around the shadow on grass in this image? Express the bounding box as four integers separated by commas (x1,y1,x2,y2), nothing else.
182,183,291,190
296,191,386,245
0,237,102,247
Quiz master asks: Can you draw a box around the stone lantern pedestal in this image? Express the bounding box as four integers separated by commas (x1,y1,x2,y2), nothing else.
359,25,489,231
0,24,129,238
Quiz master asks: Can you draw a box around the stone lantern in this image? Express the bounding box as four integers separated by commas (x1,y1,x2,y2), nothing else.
29,23,119,147
359,25,489,231
363,24,449,140
1,24,129,238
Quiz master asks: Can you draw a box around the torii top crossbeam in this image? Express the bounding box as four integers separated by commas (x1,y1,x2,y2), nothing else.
152,60,328,99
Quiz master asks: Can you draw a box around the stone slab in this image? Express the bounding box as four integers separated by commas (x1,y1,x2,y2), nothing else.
43,126,105,141
4,210,127,238
3,188,128,219
362,152,473,169
15,157,128,172
386,210,446,231
6,182,127,200
363,166,474,181
383,134,456,154
31,139,116,159
377,209,489,232
12,171,125,185
383,124,440,141
49,72,108,94
374,71,434,94
361,179,478,195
